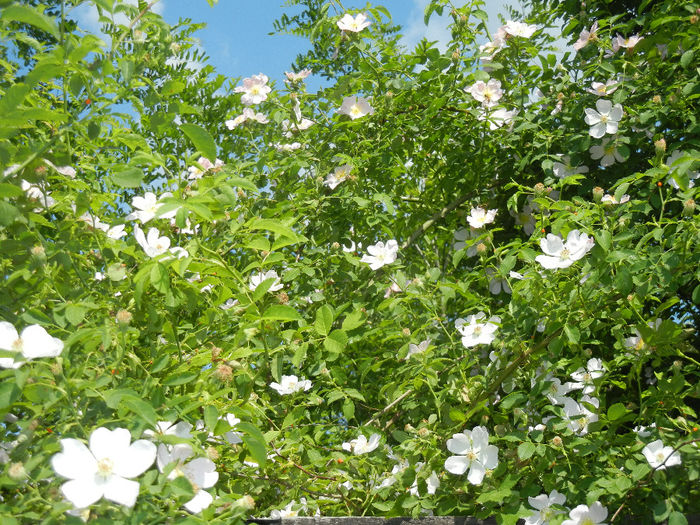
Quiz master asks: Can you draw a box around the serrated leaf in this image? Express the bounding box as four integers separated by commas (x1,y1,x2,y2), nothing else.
236,421,267,468
314,304,334,336
323,329,347,354
1,5,60,40
204,405,218,433
607,402,629,420
163,371,198,386
518,442,535,460
262,305,301,321
181,123,217,161
110,167,144,188
121,396,157,427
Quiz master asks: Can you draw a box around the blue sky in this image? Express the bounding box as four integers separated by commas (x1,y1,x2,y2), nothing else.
73,0,514,89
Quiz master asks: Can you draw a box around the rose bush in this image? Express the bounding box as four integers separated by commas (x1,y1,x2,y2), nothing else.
0,0,698,523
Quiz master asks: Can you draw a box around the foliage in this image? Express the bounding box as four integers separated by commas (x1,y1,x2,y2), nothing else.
0,0,698,523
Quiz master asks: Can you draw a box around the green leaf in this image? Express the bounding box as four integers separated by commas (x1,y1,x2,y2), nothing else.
204,405,218,432
564,324,580,344
607,402,629,421
669,511,688,525
107,263,127,281
517,442,536,460
111,167,144,188
1,5,60,40
324,329,347,354
0,381,21,410
680,50,694,69
262,305,301,321
236,421,267,468
65,304,88,326
343,398,355,420
163,371,198,386
180,123,217,161
341,310,365,331
121,396,157,427
150,264,170,293
614,267,633,294
314,304,334,336
595,230,611,252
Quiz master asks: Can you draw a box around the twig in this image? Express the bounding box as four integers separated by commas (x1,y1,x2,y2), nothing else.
275,451,338,481
401,192,472,251
365,389,413,427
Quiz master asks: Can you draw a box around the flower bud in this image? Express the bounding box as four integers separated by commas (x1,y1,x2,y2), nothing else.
8,462,27,481
404,424,416,433
533,182,546,196
592,186,604,203
655,138,666,155
116,309,132,325
494,424,507,436
673,360,682,370
30,245,45,257
321,367,330,376
551,435,563,447
690,15,698,24
206,446,220,461
452,49,461,61
213,364,233,383
417,427,430,437
236,495,256,510
683,199,695,216
476,242,488,255
249,392,259,401
50,362,63,376
331,242,340,250
402,327,411,337
169,42,181,53
211,345,222,360
34,165,47,176
652,95,661,104
583,348,593,357
28,420,39,432
277,291,289,304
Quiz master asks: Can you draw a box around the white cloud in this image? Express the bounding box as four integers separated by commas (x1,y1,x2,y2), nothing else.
401,0,511,52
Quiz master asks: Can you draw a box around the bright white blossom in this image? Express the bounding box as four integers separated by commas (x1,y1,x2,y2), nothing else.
406,339,431,358
601,193,630,205
224,414,243,445
271,499,308,518
467,207,497,228
225,108,269,130
126,192,177,223
51,427,157,508
584,99,623,138
563,395,599,435
536,230,594,270
503,20,537,38
360,240,399,270
590,138,625,167
0,321,63,368
479,108,517,130
552,155,589,179
569,358,604,394
43,159,76,178
144,421,193,441
455,312,500,348
269,375,312,395
285,69,312,82
21,180,55,208
339,96,374,120
235,73,271,105
634,423,656,438
562,501,608,525
642,439,682,470
545,377,573,406
444,426,498,485
467,79,503,108
337,13,371,33
342,433,380,455
324,164,352,190
573,21,598,51
273,142,303,152
525,489,567,525
157,443,218,513
249,270,283,292
587,80,618,97
624,318,661,353
613,34,643,52
106,224,127,239
134,225,171,258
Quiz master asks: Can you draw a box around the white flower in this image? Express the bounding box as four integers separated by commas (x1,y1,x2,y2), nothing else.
552,155,589,179
282,117,314,137
503,20,537,38
342,433,380,455
285,69,312,82
510,201,537,236
569,358,604,394
271,499,307,518
94,272,105,281
634,423,656,438
624,318,661,353
601,193,630,205
525,489,567,525
613,34,643,51
225,108,268,130
590,138,625,167
234,73,271,105
337,13,371,33
584,99,623,138
187,156,224,180
126,192,177,223
535,230,594,270
134,225,171,258
479,108,517,130
642,439,682,470
545,377,572,406
360,240,399,270
666,150,699,189
587,80,618,97
157,443,218,513
168,246,189,260
444,426,499,485
562,395,599,435
219,298,238,311
467,80,503,108
21,180,55,208
249,270,283,292
106,224,127,239
562,501,608,525
466,207,497,228
339,96,374,120
51,427,157,508
224,414,243,445
324,164,352,190
0,321,64,368
406,339,431,358
269,375,312,395
273,142,302,152
43,159,76,178
455,312,500,348
573,21,598,51
144,421,193,441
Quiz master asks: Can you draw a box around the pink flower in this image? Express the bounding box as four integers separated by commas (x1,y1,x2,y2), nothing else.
573,21,598,51
234,73,271,105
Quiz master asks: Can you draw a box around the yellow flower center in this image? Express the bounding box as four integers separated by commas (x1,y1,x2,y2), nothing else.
97,458,114,477
582,519,595,525
11,338,22,352
560,248,571,260
599,114,609,123
350,105,363,117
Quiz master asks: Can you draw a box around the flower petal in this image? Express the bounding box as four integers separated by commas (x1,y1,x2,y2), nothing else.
90,427,131,462
0,322,19,351
466,461,486,485
20,325,63,359
184,489,213,513
61,478,103,508
444,455,469,475
115,439,157,478
102,475,141,507
52,438,97,480
183,457,219,489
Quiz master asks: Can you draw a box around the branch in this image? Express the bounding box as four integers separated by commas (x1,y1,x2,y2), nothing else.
401,192,472,251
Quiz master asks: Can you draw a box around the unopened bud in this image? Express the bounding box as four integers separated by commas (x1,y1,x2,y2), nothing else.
404,424,416,432
592,187,604,203
116,309,132,325
690,15,698,24
236,495,256,510
493,424,506,436
385,91,393,99
551,436,563,447
452,49,461,60
655,138,666,155
402,327,411,336
169,42,181,54
417,427,430,437
211,346,222,359
34,165,47,175
8,462,26,481
331,242,340,250
249,392,259,402
28,420,39,432
584,348,593,357
30,245,45,257
277,291,289,304
476,242,488,255
321,367,330,375
683,199,695,216
673,360,682,370
206,446,220,461
213,364,233,383
50,362,62,376
533,182,546,196
652,95,661,104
